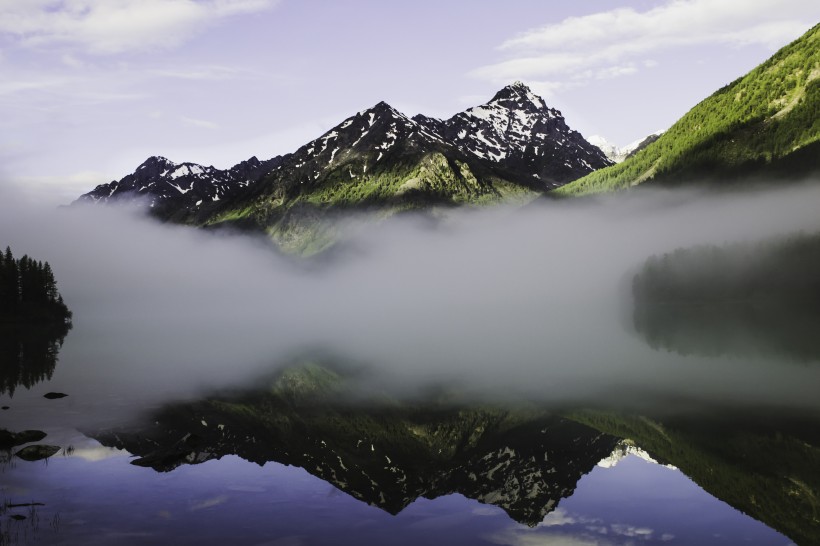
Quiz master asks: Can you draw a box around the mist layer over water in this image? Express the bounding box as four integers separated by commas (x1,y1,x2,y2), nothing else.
2,182,820,415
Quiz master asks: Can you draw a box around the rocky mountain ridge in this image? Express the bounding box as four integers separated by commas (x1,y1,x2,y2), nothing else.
75,83,610,252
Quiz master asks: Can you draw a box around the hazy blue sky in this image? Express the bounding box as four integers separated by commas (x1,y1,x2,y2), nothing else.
1,0,818,203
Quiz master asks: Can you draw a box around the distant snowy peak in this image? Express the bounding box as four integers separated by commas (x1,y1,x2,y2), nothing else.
589,131,665,163
587,136,620,162
76,154,281,213
622,131,664,157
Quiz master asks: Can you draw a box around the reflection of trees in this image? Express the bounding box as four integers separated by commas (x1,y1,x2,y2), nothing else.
632,233,820,361
633,302,820,361
0,322,71,396
571,408,820,546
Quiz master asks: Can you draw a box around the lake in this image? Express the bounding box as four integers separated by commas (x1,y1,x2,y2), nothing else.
2,312,818,545
3,191,820,545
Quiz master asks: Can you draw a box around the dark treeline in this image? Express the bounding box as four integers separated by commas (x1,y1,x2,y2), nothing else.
0,246,72,324
632,232,820,361
633,232,820,303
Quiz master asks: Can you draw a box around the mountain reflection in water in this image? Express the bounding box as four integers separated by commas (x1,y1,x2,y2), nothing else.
1,323,818,544
1,359,817,545
73,363,818,546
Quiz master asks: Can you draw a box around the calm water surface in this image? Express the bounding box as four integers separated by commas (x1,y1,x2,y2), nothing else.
2,317,817,545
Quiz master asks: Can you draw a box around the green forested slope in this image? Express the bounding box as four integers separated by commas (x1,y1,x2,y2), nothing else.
558,23,820,196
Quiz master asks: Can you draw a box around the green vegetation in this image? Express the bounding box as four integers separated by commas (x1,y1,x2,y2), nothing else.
558,23,820,195
204,151,537,255
0,247,72,325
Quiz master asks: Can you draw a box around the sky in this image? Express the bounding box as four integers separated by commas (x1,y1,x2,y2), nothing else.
1,0,819,204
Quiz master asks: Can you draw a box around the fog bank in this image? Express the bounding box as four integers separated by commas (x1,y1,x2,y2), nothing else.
2,182,820,414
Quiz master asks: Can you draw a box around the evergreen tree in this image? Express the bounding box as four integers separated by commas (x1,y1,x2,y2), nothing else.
0,246,71,324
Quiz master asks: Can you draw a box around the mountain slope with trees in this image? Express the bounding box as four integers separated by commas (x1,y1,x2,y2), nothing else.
557,22,820,196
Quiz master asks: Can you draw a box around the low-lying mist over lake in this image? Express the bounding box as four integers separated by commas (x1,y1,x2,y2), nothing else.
3,182,820,415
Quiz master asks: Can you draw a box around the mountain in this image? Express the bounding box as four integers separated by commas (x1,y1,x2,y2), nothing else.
558,22,820,196
413,81,612,185
588,131,664,163
75,83,609,254
75,155,282,221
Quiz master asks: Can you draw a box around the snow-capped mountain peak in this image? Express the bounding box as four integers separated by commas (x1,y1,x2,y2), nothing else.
76,81,613,215
488,80,548,111
589,131,665,163
587,135,628,163
423,83,611,185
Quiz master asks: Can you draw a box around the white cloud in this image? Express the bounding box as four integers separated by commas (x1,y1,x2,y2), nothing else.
149,65,251,81
61,52,85,68
537,508,576,527
0,69,148,114
17,170,111,189
610,524,654,539
472,505,503,517
0,76,70,97
4,170,113,206
189,495,229,511
0,0,278,54
594,64,639,80
471,0,820,87
181,116,220,130
486,527,604,546
69,445,129,462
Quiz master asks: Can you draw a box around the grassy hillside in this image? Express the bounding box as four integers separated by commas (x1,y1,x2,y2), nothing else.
557,23,820,196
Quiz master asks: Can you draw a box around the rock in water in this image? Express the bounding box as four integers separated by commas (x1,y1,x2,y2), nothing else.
0,429,47,450
15,444,61,461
